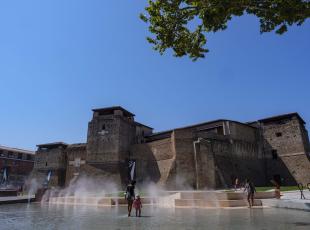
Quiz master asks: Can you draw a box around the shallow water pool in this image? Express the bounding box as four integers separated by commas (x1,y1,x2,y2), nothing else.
0,203,309,230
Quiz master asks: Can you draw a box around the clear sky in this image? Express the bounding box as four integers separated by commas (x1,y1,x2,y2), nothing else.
0,1,309,150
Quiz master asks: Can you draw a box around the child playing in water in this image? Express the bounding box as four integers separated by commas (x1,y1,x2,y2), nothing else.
133,195,142,217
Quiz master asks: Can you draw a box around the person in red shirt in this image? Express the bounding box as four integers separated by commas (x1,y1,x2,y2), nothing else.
133,195,142,217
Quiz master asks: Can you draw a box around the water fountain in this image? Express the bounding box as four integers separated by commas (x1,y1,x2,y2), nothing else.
41,174,276,209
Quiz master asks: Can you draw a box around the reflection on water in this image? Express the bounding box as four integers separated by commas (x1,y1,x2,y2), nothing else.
0,204,309,230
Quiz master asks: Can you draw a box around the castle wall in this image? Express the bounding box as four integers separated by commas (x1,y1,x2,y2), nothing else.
34,147,66,170
86,110,136,186
65,144,87,186
194,121,266,188
197,137,266,189
262,116,310,185
173,129,196,189
86,115,122,162
130,137,175,188
229,122,257,142
118,117,136,158
300,122,310,154
28,107,310,191
135,124,152,144
196,140,218,189
32,145,67,187
163,121,267,189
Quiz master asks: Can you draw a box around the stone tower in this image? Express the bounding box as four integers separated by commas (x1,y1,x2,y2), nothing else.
32,142,68,187
259,113,310,185
86,106,137,184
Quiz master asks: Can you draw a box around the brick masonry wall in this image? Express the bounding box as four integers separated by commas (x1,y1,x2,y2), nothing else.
86,113,137,187
229,122,257,142
0,158,34,186
78,163,123,187
31,146,67,187
0,158,34,175
262,116,310,185
86,116,121,162
28,168,66,188
34,147,66,170
196,142,217,189
173,129,196,189
130,137,175,188
28,109,310,190
86,115,135,163
197,138,266,189
65,145,87,186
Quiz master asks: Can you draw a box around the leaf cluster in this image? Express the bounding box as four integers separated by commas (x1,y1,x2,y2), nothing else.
141,0,310,60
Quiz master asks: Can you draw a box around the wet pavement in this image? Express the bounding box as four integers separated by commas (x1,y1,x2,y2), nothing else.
0,203,310,230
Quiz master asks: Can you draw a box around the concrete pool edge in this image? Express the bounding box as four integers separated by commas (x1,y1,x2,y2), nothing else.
0,195,35,205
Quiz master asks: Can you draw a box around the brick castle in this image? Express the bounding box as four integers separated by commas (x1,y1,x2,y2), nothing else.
30,106,310,189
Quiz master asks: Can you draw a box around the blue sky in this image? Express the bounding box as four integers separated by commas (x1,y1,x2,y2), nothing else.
0,1,309,150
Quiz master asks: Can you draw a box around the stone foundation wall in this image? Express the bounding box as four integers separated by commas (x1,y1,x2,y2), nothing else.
79,163,123,187
28,168,66,188
280,154,310,184
130,137,175,187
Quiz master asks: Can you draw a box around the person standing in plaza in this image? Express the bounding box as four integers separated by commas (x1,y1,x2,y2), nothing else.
234,178,240,191
244,178,256,208
125,180,136,217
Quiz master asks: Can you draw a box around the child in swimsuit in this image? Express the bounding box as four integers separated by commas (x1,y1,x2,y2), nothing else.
133,195,142,217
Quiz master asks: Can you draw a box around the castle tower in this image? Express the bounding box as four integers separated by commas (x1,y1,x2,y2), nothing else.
32,142,68,188
259,113,310,185
86,106,136,184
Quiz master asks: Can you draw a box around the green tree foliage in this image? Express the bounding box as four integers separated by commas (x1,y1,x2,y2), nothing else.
140,0,310,60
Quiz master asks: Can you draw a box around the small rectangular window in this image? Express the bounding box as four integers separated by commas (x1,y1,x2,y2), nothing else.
18,153,23,159
8,151,14,158
272,150,278,160
276,132,282,137
217,126,224,135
